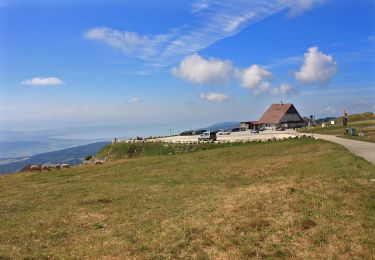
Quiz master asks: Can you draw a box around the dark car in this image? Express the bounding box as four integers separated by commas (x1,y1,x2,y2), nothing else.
198,131,217,141
275,126,285,131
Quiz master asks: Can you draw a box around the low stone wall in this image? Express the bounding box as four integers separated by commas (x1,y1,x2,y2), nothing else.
113,131,319,144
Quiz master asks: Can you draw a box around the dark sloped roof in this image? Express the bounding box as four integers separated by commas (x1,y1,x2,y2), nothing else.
259,103,294,124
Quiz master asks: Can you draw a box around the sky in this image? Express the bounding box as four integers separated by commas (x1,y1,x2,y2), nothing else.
0,0,374,138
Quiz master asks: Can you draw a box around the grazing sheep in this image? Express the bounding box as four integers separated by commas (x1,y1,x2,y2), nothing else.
30,165,42,172
61,164,70,169
95,159,104,165
41,165,52,171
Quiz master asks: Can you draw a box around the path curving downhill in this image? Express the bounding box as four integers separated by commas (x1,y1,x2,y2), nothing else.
319,134,375,164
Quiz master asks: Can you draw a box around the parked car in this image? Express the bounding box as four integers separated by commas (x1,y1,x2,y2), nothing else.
275,126,285,131
198,131,217,141
259,126,266,131
217,130,231,135
250,129,259,134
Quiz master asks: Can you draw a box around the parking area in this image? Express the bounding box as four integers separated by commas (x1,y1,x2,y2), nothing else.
154,129,299,143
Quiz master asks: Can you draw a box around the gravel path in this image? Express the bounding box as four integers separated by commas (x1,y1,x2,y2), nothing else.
155,130,299,143
319,135,375,164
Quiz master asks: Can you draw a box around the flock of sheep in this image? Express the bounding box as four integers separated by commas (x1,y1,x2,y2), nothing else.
28,159,105,173
29,164,70,172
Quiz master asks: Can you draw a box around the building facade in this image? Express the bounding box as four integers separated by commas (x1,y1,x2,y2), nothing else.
240,121,260,130
258,103,305,129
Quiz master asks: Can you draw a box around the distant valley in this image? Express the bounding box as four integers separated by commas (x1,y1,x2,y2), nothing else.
0,142,110,174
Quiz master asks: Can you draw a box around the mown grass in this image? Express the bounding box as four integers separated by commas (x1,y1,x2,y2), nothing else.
299,113,375,143
0,139,374,259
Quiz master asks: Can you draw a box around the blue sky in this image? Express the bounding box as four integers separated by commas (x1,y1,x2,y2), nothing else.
0,0,374,138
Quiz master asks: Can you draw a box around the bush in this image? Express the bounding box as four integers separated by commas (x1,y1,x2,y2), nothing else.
93,222,104,230
84,155,93,161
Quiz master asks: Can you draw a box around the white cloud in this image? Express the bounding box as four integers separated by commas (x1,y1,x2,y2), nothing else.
287,0,327,16
236,65,295,96
85,1,327,65
295,46,337,85
191,0,209,13
223,11,257,33
200,92,230,102
128,97,141,104
22,77,63,86
172,54,296,96
269,83,296,96
237,65,274,89
324,106,337,115
171,54,234,85
85,27,173,60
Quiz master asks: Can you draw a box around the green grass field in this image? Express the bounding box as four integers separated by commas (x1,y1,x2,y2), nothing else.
1,139,375,258
298,112,375,143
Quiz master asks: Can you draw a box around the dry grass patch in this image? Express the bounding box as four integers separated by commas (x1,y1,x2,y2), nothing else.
0,139,374,259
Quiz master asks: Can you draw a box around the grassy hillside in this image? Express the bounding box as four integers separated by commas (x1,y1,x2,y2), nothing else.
299,112,375,143
96,141,248,160
0,139,374,258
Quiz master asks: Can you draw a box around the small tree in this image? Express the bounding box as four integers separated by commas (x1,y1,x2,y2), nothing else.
85,155,93,161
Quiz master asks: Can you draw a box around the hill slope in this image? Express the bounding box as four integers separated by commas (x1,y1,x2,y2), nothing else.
196,121,240,131
0,139,374,258
0,141,110,174
299,112,375,143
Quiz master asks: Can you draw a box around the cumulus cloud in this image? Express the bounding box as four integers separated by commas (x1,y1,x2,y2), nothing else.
269,83,296,96
236,65,295,96
128,97,141,104
251,82,296,96
237,65,274,89
22,77,63,86
172,54,296,96
171,54,234,85
200,92,230,102
295,46,337,85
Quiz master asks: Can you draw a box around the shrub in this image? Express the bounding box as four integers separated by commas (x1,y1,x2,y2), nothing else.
93,222,104,230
